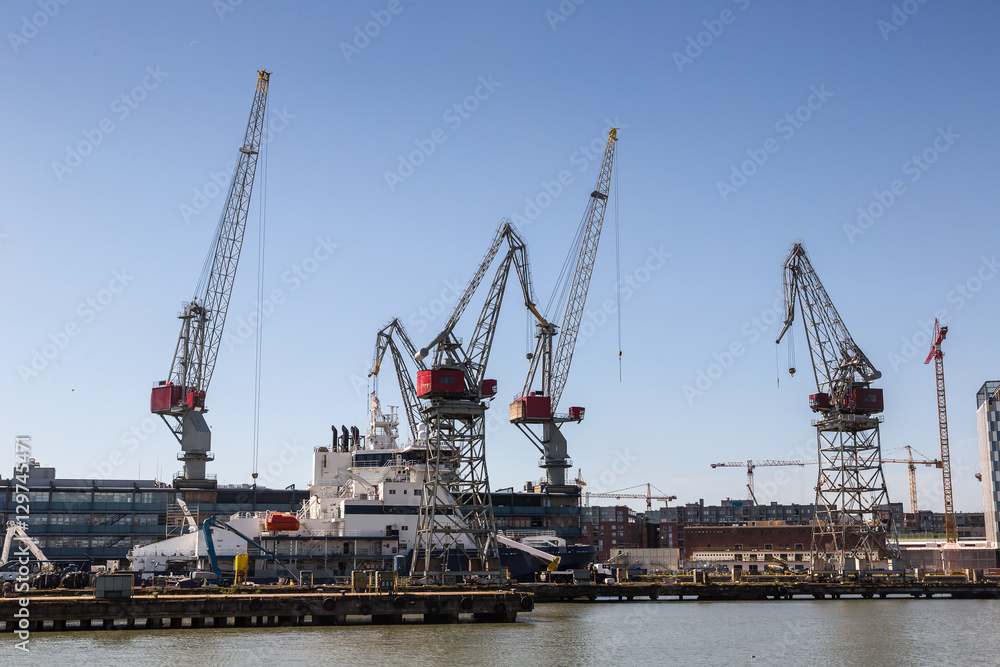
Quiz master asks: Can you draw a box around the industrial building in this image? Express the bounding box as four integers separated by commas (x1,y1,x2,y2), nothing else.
491,484,584,541
1,459,306,563
977,381,1000,548
684,524,813,573
896,538,998,573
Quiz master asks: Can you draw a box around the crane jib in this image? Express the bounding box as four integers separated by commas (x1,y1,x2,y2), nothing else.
152,69,271,488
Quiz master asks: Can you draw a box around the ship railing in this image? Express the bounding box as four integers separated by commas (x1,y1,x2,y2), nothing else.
499,529,558,540
288,529,388,538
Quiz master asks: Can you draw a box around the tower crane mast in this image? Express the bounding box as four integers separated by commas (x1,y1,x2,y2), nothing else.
151,70,270,489
511,128,618,487
775,242,898,573
924,319,956,542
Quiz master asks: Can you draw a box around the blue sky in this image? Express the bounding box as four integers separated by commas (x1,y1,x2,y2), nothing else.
2,1,998,514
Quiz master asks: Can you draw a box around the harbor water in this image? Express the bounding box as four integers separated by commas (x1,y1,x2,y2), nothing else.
7,598,1000,666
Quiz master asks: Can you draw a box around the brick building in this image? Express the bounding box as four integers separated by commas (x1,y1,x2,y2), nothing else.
684,523,813,573
581,505,647,559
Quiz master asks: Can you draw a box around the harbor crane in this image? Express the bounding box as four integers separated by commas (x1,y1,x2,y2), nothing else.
150,70,270,490
710,460,806,505
924,319,956,542
775,242,898,573
511,128,618,488
408,220,545,582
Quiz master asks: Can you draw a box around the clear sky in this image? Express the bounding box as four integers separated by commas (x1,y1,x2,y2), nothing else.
2,1,998,515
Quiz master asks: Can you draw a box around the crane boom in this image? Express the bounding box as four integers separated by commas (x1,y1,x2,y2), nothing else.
776,243,881,403
169,70,270,396
1,521,48,566
416,220,544,363
547,128,617,411
462,222,544,387
370,318,426,442
585,482,676,510
152,70,270,487
924,319,956,542
511,128,618,488
710,460,806,504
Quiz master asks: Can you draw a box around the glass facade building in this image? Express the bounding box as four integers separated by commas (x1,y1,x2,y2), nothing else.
1,461,308,562
978,381,1000,548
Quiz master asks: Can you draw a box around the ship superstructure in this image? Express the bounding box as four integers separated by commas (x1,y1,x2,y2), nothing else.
129,399,592,582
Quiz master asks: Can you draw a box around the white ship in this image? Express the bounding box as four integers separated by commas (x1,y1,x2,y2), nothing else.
129,397,580,582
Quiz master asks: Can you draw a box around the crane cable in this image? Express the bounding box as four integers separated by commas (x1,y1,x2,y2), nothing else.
545,211,587,320
252,93,269,480
787,328,795,376
614,143,622,381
